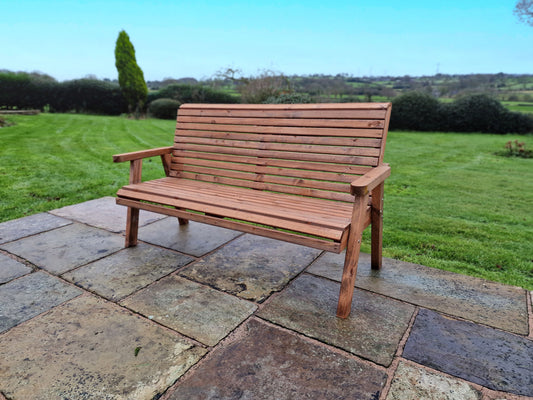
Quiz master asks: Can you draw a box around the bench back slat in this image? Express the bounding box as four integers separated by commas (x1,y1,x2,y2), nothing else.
171,103,391,202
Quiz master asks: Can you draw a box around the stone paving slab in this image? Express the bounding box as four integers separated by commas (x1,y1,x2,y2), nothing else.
308,252,529,335
0,295,207,400
0,212,71,244
138,218,242,257
63,243,194,301
168,318,388,400
386,361,482,400
180,234,322,302
0,253,32,284
0,271,82,333
49,196,165,232
122,275,257,346
258,273,415,366
0,223,124,275
403,309,533,397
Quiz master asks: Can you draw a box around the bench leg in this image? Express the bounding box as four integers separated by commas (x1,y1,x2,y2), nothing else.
371,182,384,270
336,194,368,319
178,217,189,225
125,207,140,247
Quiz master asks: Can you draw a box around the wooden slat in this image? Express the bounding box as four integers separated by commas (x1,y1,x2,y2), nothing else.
175,144,379,167
177,116,385,129
173,164,350,193
178,108,388,120
179,103,390,110
173,172,355,202
117,198,343,252
164,178,354,216
172,157,357,183
131,178,352,227
174,130,382,147
171,150,373,175
118,187,345,240
176,123,384,138
174,137,381,157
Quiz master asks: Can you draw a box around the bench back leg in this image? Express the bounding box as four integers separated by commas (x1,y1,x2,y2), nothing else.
336,193,369,318
371,182,384,270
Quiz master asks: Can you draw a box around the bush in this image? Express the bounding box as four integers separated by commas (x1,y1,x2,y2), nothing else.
0,72,127,115
263,93,313,104
53,79,127,115
445,94,533,134
148,98,181,119
390,92,442,131
148,84,239,104
390,92,533,134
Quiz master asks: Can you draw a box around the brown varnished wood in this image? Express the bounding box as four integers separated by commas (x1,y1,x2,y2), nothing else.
114,102,392,318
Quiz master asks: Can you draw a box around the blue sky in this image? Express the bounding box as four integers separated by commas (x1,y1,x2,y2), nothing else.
2,0,532,81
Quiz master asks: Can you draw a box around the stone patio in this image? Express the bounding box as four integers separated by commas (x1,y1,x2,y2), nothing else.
0,196,531,400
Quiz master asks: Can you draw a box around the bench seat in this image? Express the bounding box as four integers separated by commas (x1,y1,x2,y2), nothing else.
117,177,364,252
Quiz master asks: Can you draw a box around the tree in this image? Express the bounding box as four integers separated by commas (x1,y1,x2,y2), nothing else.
114,30,148,116
514,0,533,26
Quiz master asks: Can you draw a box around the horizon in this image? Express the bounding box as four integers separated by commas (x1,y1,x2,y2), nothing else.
3,1,533,82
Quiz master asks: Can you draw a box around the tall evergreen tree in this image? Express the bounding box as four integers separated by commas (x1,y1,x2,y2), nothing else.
114,30,147,116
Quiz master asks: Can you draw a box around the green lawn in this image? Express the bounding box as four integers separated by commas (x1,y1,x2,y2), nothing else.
1,113,532,290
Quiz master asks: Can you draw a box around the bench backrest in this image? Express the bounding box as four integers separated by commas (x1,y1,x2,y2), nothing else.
170,103,391,203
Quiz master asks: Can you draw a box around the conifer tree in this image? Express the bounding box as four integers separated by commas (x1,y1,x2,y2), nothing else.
114,30,147,116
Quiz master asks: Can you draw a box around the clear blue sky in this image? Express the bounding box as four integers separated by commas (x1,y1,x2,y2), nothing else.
3,0,532,81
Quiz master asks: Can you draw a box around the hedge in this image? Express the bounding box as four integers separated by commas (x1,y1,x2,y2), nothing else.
390,92,533,134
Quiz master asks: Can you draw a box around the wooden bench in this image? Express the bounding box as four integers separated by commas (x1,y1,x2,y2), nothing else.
113,103,392,318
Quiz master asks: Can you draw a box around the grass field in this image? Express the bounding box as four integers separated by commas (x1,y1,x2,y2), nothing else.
1,113,532,290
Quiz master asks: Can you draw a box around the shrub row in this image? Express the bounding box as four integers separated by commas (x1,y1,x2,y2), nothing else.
390,92,533,134
0,71,127,115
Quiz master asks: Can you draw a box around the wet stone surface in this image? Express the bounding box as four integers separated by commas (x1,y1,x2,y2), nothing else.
0,253,32,284
122,275,257,346
169,318,387,400
308,252,529,335
180,234,322,302
0,295,207,400
0,223,124,275
386,361,482,400
63,243,194,301
403,309,533,397
138,219,242,257
258,273,415,366
0,271,82,333
0,212,71,244
50,196,165,233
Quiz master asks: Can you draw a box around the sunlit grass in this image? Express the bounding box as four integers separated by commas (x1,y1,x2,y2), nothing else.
1,114,532,289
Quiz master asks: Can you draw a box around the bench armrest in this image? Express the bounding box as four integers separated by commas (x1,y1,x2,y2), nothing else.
350,164,391,196
113,146,173,163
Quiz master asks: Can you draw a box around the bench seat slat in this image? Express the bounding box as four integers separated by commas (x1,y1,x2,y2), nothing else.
148,178,354,217
133,178,353,226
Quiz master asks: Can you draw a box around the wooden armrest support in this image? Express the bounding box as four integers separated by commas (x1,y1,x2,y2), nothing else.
350,164,391,196
113,146,173,163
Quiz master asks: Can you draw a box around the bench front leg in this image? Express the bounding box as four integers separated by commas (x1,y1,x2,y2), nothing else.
125,159,142,247
371,182,384,270
336,192,369,319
